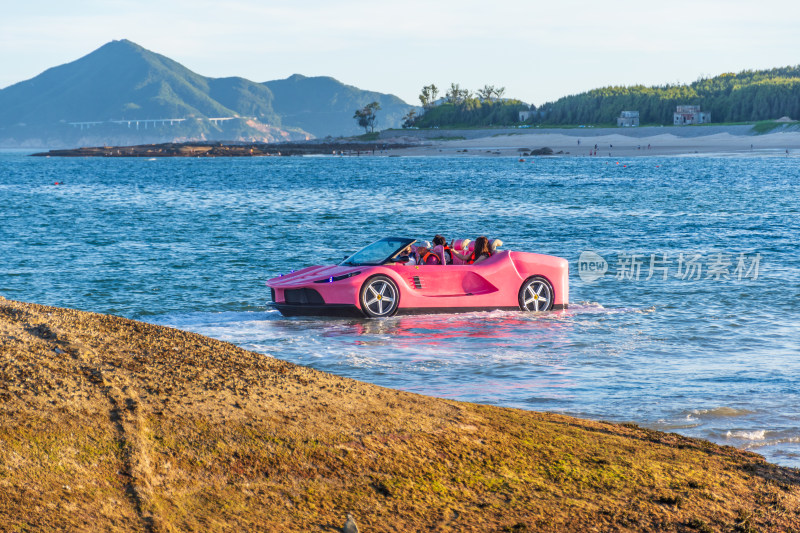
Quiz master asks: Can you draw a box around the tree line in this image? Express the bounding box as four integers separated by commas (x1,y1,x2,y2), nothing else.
533,66,800,125
405,83,526,128
355,66,800,132
401,67,800,129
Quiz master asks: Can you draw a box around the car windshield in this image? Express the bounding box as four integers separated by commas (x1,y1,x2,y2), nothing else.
340,237,416,266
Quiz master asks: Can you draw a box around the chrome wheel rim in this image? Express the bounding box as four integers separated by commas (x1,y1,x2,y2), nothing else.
522,280,551,311
364,279,397,316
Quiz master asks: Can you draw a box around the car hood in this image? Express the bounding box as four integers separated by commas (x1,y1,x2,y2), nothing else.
266,265,364,288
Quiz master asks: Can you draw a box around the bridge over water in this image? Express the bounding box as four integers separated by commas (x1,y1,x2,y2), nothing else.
68,117,250,130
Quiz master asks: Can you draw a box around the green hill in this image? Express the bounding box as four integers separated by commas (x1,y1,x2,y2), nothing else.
0,40,280,125
404,67,800,129
0,40,296,147
264,74,412,137
537,67,800,125
0,40,413,147
209,76,278,121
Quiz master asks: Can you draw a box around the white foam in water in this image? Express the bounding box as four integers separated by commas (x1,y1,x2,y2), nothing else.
567,302,652,316
726,429,767,441
244,344,277,355
745,436,800,450
344,353,383,367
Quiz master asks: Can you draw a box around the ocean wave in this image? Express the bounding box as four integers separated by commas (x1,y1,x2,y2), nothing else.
649,419,701,431
744,436,800,449
567,302,652,315
691,406,756,418
726,429,766,441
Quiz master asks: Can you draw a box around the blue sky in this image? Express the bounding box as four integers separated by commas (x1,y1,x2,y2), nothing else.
2,0,799,106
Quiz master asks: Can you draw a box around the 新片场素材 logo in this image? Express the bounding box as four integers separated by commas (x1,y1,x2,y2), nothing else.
576,250,761,283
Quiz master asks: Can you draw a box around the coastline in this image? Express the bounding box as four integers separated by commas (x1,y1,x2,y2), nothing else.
23,124,800,159
379,125,800,159
2,296,799,531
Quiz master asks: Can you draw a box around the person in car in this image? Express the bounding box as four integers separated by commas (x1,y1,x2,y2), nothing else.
452,236,493,264
417,244,440,265
396,244,416,265
432,235,453,264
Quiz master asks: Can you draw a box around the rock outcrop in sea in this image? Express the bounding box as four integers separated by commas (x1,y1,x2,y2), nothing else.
1,297,799,531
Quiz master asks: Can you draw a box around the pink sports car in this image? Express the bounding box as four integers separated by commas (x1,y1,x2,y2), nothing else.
266,237,569,318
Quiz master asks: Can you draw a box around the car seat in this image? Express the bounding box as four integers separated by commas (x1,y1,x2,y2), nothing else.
430,245,446,265
451,239,471,265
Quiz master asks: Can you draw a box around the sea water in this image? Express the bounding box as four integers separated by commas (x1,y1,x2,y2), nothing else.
2,151,799,466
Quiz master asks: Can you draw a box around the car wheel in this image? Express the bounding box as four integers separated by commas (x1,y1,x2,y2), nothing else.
518,276,554,312
359,275,400,318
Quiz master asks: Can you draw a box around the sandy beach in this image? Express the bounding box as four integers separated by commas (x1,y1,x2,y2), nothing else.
383,125,800,159
24,124,800,160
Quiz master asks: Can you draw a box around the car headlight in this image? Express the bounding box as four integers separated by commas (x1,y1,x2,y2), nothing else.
314,271,362,283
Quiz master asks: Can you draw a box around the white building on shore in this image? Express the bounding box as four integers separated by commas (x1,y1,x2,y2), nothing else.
617,111,640,127
674,105,711,125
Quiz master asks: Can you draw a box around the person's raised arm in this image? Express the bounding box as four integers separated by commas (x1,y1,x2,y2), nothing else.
452,250,471,262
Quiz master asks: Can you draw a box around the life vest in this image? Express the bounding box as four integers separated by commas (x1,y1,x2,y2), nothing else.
443,245,453,264
420,251,441,265
467,250,492,265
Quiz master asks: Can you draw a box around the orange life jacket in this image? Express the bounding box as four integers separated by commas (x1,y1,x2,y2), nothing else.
467,250,492,265
420,251,441,265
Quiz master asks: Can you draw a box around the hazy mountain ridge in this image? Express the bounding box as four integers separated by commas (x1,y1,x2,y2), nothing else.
265,74,412,137
1,40,228,124
0,40,413,147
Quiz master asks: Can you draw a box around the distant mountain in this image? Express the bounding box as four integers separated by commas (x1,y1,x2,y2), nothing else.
0,40,414,147
264,74,413,137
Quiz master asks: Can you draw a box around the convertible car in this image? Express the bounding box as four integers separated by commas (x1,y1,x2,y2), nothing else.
266,237,569,318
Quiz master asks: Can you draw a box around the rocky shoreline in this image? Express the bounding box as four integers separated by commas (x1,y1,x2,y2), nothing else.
30,140,414,158
27,123,800,159
2,296,799,531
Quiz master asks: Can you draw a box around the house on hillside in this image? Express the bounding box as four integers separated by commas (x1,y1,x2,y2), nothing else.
674,105,711,125
519,108,547,122
617,111,640,127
